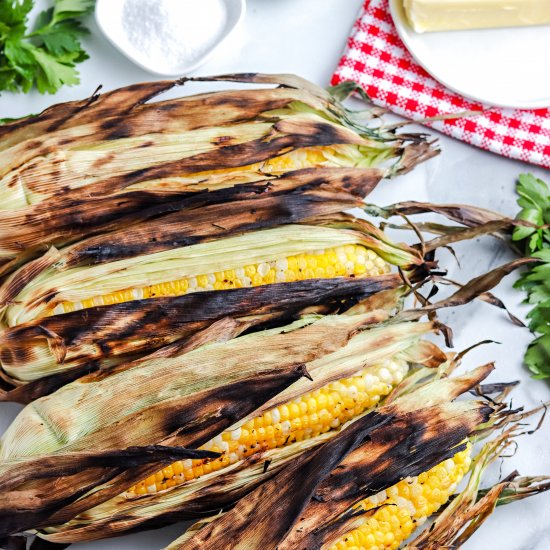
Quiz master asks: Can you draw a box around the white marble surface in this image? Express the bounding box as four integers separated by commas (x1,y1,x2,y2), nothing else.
0,1,549,549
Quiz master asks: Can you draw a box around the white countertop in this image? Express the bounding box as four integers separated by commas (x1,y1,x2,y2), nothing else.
1,1,549,549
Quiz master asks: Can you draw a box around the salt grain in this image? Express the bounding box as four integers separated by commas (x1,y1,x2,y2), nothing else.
121,0,228,73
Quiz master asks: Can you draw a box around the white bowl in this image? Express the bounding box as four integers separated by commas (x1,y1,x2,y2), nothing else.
95,0,246,76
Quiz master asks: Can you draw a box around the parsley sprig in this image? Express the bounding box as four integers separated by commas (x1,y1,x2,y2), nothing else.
512,173,550,379
0,0,94,95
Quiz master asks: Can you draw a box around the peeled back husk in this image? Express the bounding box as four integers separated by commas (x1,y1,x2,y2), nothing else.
1,218,424,327
0,215,426,392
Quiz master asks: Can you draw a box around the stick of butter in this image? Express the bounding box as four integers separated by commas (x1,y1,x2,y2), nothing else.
403,0,550,33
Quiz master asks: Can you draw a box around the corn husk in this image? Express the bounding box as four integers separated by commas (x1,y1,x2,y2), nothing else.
0,73,437,272
0,310,446,539
0,317,309,537
0,212,426,392
31,167,386,268
0,278,404,400
0,231,529,401
171,371,550,550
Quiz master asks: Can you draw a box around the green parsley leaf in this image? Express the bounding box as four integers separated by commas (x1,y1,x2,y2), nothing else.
0,0,33,27
513,173,550,379
0,0,93,96
51,0,94,23
39,22,86,57
31,45,80,93
525,333,550,379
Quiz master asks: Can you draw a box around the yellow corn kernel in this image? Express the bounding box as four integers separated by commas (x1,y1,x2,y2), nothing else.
125,359,409,498
328,444,473,550
51,244,390,316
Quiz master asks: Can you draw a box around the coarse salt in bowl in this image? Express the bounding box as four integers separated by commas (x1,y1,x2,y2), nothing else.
96,0,246,76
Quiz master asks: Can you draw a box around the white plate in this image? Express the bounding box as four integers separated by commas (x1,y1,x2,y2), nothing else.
95,0,246,76
389,0,550,108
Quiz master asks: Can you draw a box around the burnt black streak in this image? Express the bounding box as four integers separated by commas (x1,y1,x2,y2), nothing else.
0,364,307,537
0,446,220,493
3,182,270,268
70,118,359,197
98,128,340,192
5,277,398,350
182,403,491,550
0,534,27,550
293,406,494,549
318,407,486,502
54,167,377,267
29,538,70,550
65,192,357,265
104,123,133,140
3,165,375,276
181,412,393,550
0,277,400,402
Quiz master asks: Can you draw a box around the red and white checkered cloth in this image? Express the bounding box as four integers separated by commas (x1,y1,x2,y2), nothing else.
332,0,550,168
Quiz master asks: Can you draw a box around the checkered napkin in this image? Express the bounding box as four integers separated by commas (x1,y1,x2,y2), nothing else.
331,0,550,168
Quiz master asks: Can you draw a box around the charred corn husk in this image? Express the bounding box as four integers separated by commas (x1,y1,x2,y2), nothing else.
170,445,474,550
0,73,437,270
173,397,550,550
0,310,447,540
50,243,386,317
0,279,405,397
0,217,425,387
0,313,438,461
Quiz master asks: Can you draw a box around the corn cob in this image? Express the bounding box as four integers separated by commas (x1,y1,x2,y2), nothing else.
0,218,424,389
0,171,422,388
52,244,386,317
328,444,472,550
3,259,514,542
2,220,422,328
169,398,550,550
0,311,445,541
168,446,474,550
0,314,433,461
127,358,409,497
0,74,437,270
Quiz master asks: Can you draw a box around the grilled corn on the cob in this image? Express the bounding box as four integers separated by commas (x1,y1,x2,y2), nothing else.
3,224,412,327
164,367,497,550
0,311,446,542
51,244,387,317
0,219,424,389
0,74,437,269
